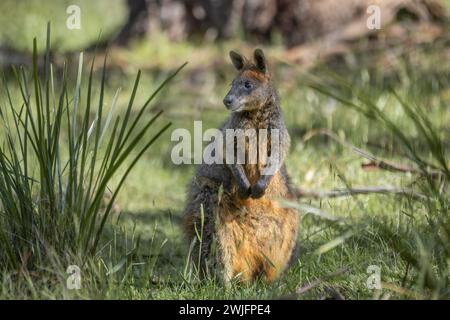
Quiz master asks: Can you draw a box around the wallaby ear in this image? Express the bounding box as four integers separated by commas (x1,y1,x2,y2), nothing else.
229,51,245,71
253,48,267,74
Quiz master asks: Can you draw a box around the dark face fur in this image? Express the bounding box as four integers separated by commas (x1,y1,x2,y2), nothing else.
223,49,272,113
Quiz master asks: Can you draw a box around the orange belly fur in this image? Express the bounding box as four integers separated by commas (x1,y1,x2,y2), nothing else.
217,172,299,283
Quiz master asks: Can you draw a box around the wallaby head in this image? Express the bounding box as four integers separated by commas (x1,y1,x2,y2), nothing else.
223,49,274,113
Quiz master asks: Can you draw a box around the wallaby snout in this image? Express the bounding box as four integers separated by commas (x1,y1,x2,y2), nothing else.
223,94,234,109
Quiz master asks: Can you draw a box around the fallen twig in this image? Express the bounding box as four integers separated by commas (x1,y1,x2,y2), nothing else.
361,160,443,179
322,286,346,300
303,128,444,178
361,160,419,173
297,128,441,200
296,186,426,200
297,266,351,296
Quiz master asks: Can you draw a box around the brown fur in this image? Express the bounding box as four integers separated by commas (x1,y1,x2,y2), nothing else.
241,69,269,83
183,49,299,284
218,177,298,283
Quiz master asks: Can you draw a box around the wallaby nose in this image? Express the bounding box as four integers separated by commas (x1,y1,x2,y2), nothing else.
223,96,233,108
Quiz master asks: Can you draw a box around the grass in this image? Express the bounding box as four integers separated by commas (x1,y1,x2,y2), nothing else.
0,0,128,53
0,26,184,298
1,29,450,299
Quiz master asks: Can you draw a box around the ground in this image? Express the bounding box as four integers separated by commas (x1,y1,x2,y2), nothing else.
1,33,450,299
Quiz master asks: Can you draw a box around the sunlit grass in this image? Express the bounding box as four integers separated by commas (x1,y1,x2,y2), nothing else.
1,27,450,299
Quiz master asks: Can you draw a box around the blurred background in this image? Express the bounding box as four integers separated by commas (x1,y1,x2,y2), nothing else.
1,1,449,132
1,0,448,68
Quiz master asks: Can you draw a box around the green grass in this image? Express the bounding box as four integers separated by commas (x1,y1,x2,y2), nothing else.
1,30,450,299
0,0,128,53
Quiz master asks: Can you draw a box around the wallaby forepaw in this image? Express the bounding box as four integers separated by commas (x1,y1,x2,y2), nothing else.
238,185,251,199
251,180,266,199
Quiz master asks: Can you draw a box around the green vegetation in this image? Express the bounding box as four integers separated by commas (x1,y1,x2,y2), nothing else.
1,25,450,299
0,0,127,53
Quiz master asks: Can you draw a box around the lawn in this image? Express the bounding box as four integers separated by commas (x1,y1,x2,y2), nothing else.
1,32,450,299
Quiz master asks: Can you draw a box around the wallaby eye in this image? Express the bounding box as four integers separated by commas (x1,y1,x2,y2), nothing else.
244,81,252,89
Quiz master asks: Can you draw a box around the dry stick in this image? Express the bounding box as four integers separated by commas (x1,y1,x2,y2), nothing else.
361,160,443,179
297,128,428,200
323,286,346,300
304,128,443,177
361,160,419,173
296,186,426,200
296,266,351,296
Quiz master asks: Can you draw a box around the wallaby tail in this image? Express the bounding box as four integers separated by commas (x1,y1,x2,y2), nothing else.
183,180,220,278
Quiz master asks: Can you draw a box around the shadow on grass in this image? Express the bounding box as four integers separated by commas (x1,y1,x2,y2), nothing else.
111,209,187,280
